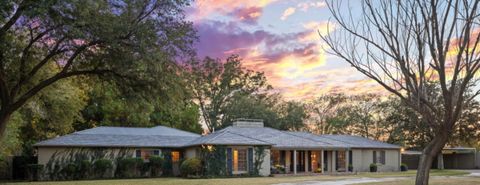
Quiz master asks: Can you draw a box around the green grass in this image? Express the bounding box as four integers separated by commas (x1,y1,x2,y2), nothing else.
3,170,471,185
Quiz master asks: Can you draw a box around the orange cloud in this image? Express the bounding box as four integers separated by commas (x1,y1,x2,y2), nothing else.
281,7,296,20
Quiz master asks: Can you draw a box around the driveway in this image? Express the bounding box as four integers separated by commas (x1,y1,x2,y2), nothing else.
273,177,407,185
464,169,480,177
272,170,480,185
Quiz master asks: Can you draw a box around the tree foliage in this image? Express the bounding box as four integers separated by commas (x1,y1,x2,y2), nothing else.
0,0,196,138
189,55,271,132
222,93,307,130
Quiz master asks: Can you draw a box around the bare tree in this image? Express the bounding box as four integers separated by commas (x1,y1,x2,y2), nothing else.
320,0,480,184
307,93,348,134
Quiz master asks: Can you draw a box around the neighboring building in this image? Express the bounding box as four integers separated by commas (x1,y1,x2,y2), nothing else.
402,147,479,169
35,119,401,176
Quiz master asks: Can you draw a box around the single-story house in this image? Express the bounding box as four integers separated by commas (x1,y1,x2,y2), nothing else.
34,119,401,176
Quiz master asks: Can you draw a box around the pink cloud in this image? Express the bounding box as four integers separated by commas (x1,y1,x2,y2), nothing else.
188,0,277,21
229,6,263,25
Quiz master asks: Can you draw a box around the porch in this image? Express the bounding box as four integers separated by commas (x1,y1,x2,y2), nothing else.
271,149,352,174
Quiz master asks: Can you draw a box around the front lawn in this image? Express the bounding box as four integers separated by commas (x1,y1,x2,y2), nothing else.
361,177,480,185
4,170,471,185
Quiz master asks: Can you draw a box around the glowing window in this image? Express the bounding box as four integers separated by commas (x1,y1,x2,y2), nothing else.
172,151,180,162
233,148,247,172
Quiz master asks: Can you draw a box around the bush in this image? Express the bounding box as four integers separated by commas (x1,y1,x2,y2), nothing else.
26,164,43,181
93,159,113,178
117,157,144,178
271,164,285,174
78,160,92,179
348,164,353,172
149,156,163,177
369,163,377,172
62,163,77,179
180,158,202,177
400,163,408,171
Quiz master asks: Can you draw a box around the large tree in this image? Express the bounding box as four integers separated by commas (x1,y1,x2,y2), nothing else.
306,93,348,134
0,0,195,139
189,55,271,132
321,0,480,184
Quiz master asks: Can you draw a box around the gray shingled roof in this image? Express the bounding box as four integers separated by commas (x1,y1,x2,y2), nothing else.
35,124,400,150
187,130,271,146
34,126,200,148
187,126,337,149
317,134,400,149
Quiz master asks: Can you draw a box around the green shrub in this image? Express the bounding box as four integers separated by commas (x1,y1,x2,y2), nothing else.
93,159,113,178
369,163,377,172
149,156,163,177
78,160,92,179
180,158,202,178
117,157,144,178
26,164,43,181
162,152,173,176
62,163,77,179
400,163,408,171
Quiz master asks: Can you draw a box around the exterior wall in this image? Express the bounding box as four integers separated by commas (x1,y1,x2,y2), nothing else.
352,149,364,172
184,147,198,159
256,148,271,176
351,149,400,172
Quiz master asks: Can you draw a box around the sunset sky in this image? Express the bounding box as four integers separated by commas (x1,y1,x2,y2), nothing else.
186,0,384,100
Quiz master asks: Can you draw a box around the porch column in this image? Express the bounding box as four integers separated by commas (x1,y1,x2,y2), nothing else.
321,150,324,174
293,150,297,174
345,150,349,172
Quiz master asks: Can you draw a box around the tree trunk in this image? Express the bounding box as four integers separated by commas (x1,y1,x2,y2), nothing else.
415,136,448,185
0,111,12,140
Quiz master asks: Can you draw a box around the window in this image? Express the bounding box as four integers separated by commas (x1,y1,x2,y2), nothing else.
373,150,386,165
336,151,346,171
233,148,247,172
135,149,161,160
172,151,181,162
379,151,386,164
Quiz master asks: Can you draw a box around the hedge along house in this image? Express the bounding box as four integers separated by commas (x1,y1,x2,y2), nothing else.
34,119,401,177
